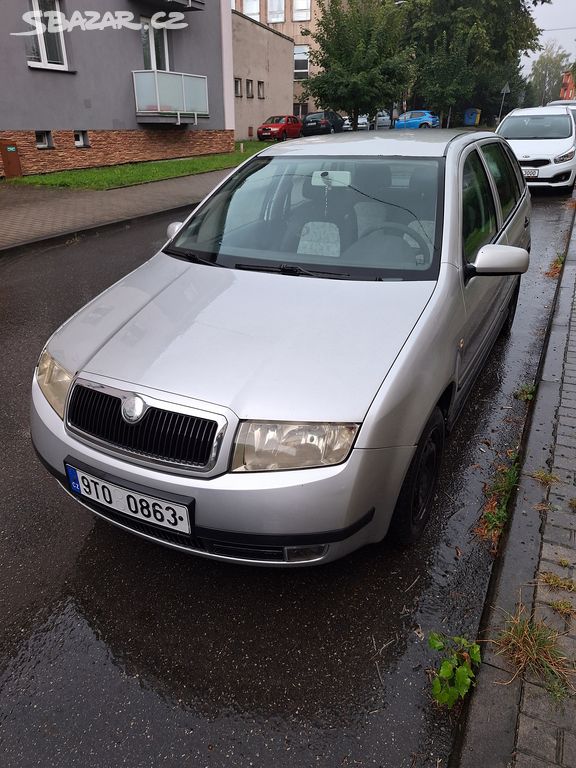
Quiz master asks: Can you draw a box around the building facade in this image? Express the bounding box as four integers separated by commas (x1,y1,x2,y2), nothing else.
560,70,575,101
0,0,235,177
231,0,319,117
232,11,294,140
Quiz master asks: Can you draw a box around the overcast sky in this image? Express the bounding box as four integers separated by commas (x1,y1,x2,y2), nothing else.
523,0,576,71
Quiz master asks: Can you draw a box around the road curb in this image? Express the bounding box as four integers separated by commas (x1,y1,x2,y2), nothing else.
453,199,576,768
0,203,197,257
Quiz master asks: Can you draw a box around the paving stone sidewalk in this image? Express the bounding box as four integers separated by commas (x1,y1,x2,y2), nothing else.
0,169,229,251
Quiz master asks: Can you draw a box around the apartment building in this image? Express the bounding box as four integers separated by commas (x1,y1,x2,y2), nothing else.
560,70,575,101
0,0,235,177
232,11,294,140
231,0,318,117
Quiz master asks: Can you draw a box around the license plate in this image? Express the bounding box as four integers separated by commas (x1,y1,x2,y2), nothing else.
65,465,191,534
523,168,539,178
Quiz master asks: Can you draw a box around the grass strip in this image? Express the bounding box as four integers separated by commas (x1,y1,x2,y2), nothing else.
3,141,273,190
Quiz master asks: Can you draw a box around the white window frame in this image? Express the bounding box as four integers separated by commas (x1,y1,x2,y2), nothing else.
294,45,309,81
293,0,311,22
246,79,254,98
257,80,265,99
234,78,242,97
243,0,260,21
35,130,53,149
141,16,170,72
74,130,90,148
26,0,68,71
267,0,284,23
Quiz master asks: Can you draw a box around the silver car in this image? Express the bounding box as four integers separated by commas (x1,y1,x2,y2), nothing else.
31,131,530,567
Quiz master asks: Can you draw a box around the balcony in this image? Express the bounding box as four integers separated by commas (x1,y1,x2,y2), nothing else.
133,70,209,124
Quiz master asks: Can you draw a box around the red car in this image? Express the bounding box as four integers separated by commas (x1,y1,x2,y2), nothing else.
256,115,302,141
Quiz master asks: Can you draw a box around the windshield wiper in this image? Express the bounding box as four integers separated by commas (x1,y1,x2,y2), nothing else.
163,246,223,267
234,262,350,279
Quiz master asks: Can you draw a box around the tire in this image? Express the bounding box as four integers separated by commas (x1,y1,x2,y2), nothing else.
330,126,335,134
278,131,286,142
499,279,520,338
298,130,303,138
419,123,431,129
388,407,445,544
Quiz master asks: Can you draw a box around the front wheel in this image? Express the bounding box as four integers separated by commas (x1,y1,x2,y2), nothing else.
388,407,445,544
499,279,520,338
419,123,431,129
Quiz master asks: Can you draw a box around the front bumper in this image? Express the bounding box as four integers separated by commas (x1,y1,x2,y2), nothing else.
31,379,414,566
521,161,576,188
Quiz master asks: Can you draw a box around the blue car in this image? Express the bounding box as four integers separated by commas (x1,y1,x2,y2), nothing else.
395,110,440,129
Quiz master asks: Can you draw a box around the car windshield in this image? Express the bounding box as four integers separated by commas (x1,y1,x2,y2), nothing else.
498,115,572,140
264,116,284,124
168,155,443,281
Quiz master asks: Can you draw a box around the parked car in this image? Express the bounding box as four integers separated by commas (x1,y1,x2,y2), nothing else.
301,110,345,135
370,110,391,129
256,115,302,141
342,115,370,131
31,130,530,567
394,110,440,129
496,105,576,191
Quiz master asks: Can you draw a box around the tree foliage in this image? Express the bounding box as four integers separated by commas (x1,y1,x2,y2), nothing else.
529,41,571,105
300,0,413,127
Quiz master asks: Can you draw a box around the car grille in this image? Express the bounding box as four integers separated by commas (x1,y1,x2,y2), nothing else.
518,159,550,168
67,384,219,468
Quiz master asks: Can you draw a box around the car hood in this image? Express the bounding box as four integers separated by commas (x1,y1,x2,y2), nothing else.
50,253,436,422
503,136,574,157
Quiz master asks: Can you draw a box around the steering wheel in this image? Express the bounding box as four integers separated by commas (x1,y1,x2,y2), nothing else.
360,222,430,261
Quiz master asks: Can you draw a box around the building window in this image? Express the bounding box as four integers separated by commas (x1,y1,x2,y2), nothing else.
141,16,169,71
293,102,308,118
35,130,53,149
74,130,90,148
234,78,242,97
294,45,309,80
246,79,254,98
293,0,311,21
243,0,260,21
26,0,68,70
267,0,284,23
257,81,265,99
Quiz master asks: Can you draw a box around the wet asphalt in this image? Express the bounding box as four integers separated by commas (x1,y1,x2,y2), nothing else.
0,193,573,768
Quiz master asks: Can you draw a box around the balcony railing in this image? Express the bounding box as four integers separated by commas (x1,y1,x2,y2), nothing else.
133,70,209,124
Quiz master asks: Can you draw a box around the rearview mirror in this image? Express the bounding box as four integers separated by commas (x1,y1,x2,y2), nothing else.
167,222,184,240
468,244,529,277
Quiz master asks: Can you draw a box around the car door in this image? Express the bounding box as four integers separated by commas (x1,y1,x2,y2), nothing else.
459,148,507,390
480,140,530,253
409,111,424,128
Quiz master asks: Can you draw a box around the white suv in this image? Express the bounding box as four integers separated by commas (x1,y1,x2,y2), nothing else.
496,105,576,191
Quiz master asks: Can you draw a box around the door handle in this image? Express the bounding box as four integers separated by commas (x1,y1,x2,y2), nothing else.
524,217,530,228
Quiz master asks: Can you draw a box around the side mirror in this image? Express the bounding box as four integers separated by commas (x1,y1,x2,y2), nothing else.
467,244,529,278
166,222,184,240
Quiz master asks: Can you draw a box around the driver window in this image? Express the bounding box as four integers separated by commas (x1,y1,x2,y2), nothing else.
462,151,497,264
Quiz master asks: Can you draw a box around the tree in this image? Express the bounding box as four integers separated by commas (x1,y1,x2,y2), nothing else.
399,0,552,122
300,0,414,129
529,41,571,104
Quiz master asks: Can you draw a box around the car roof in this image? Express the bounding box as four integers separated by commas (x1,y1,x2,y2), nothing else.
504,106,572,117
255,129,498,158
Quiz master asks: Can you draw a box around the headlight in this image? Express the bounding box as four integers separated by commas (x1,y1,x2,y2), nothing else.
231,421,359,472
36,349,73,419
554,147,575,164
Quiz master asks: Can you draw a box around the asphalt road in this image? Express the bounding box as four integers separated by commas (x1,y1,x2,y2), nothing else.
0,194,573,768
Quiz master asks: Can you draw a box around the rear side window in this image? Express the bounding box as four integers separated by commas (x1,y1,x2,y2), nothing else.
481,142,520,221
462,151,498,264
